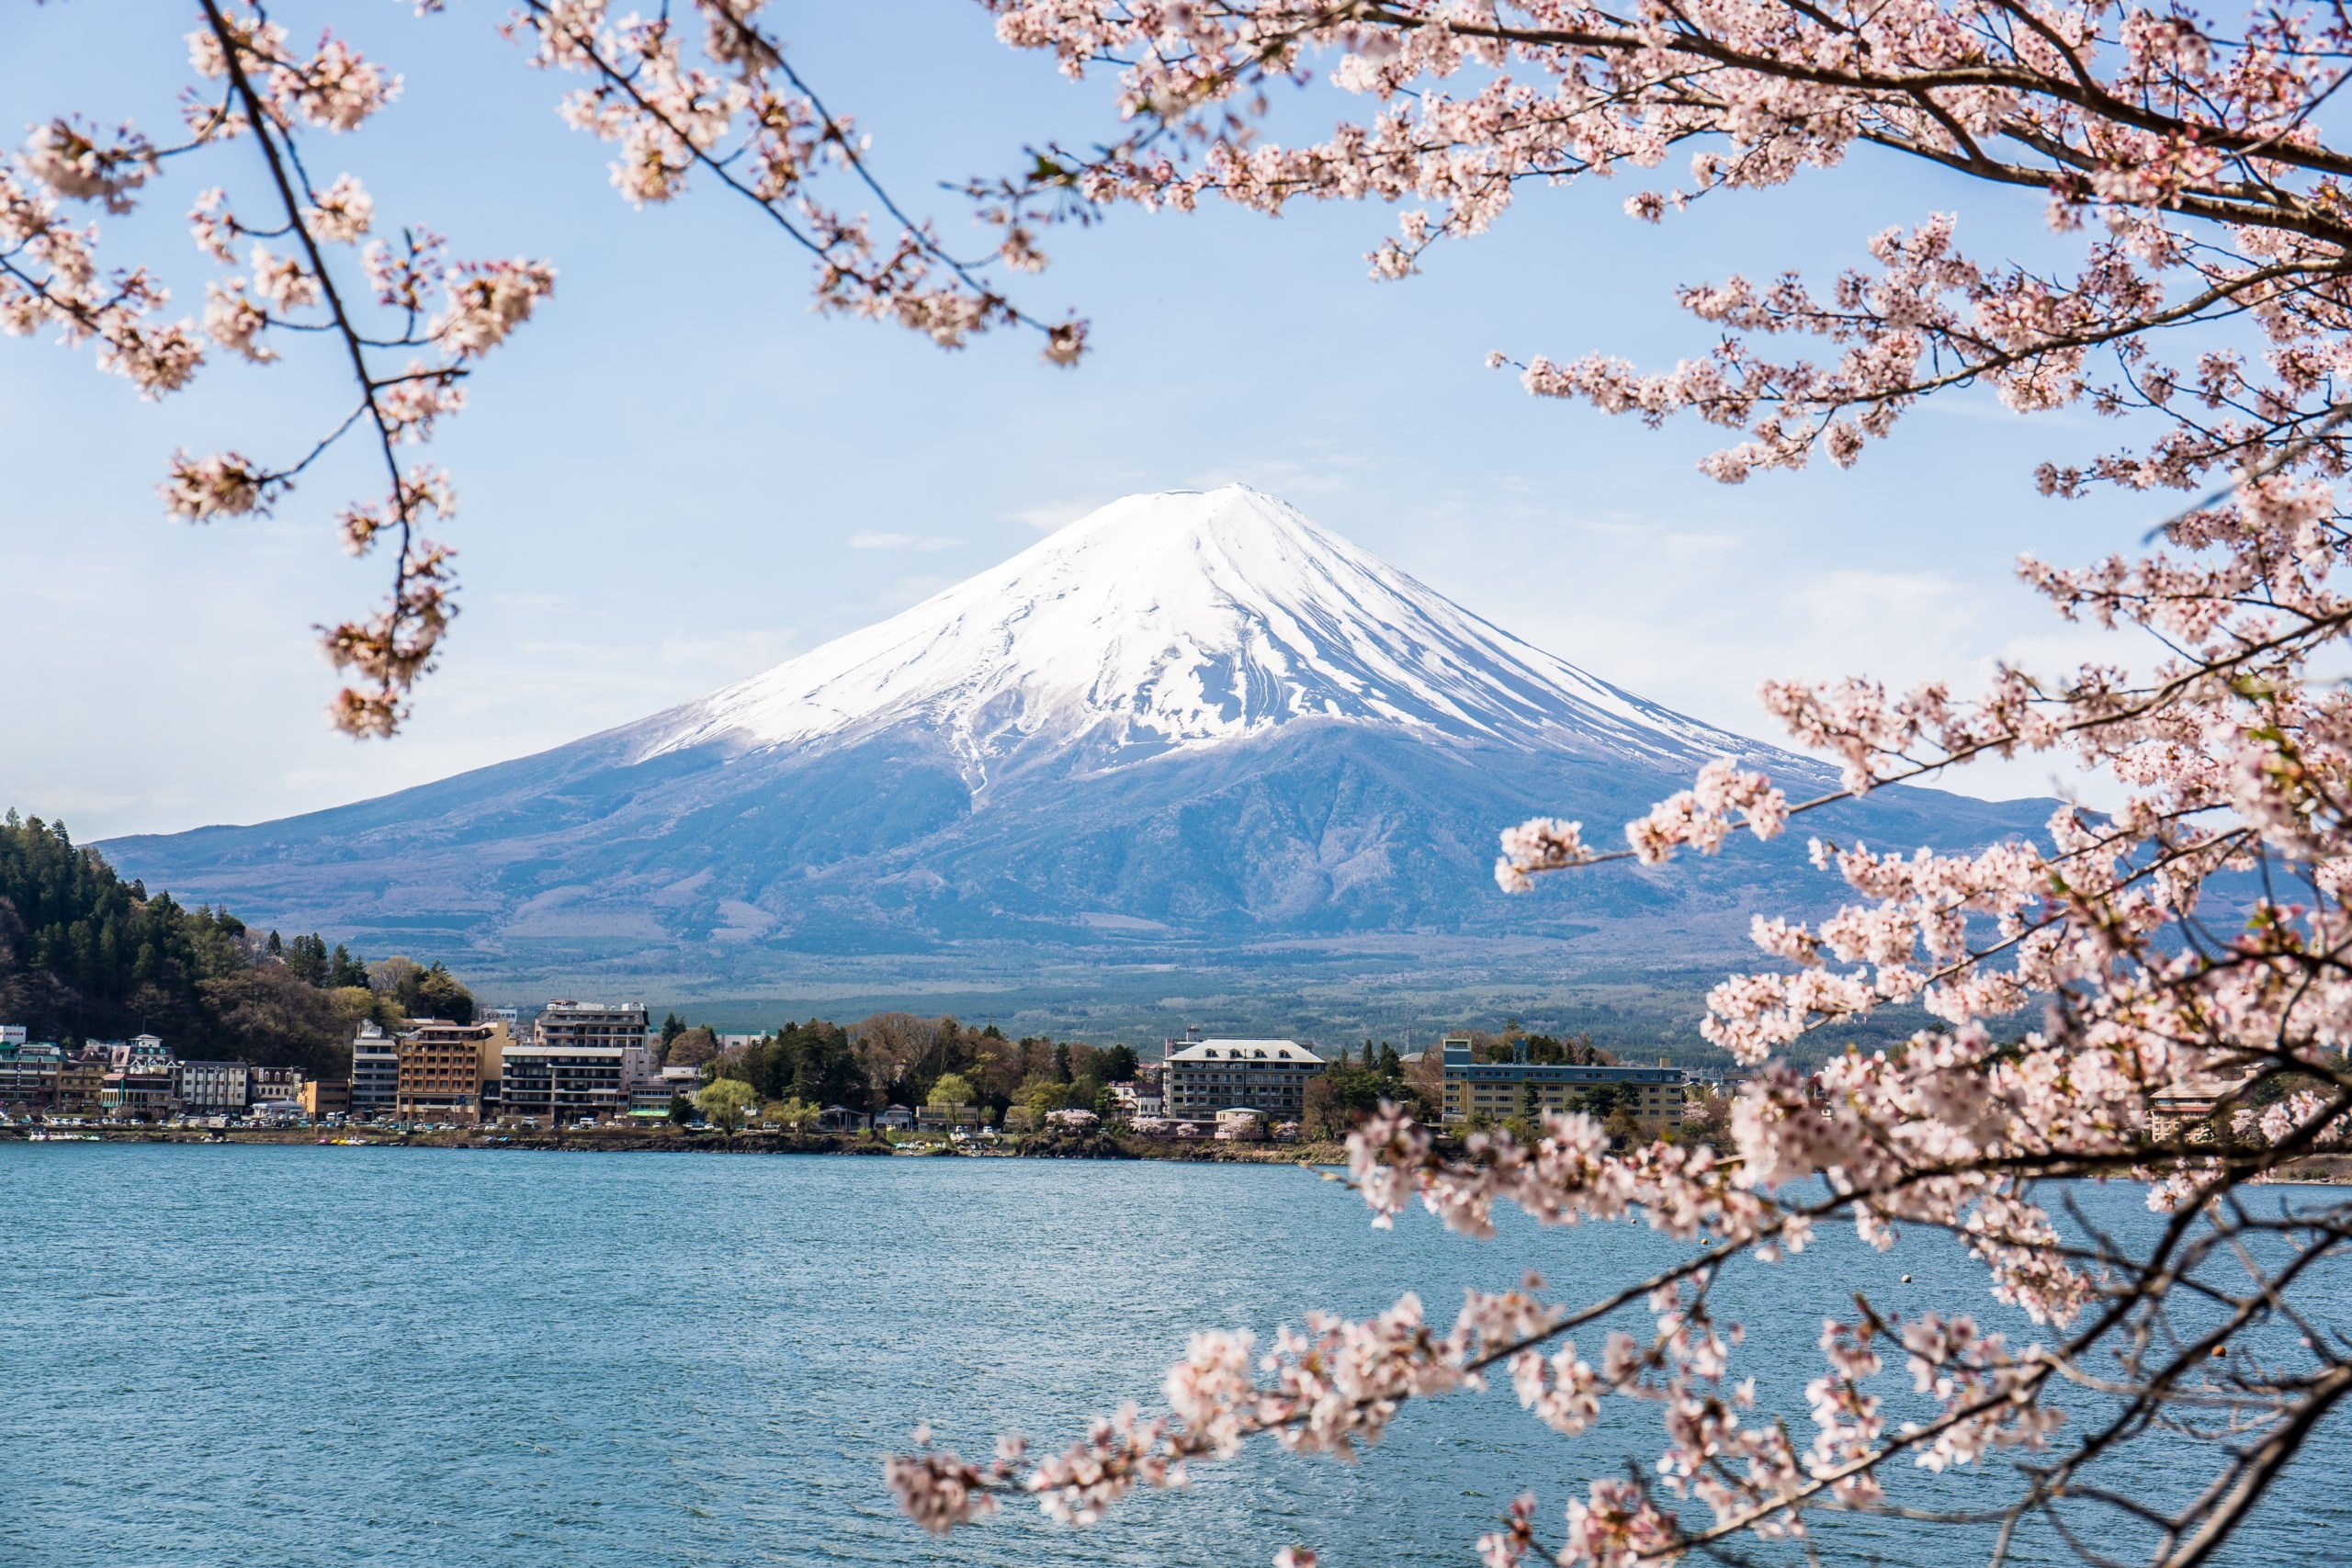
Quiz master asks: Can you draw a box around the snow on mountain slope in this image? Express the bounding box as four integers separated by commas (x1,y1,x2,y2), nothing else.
638,485,1761,776
96,481,2055,998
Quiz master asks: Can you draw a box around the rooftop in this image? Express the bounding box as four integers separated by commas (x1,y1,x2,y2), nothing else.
1167,1039,1324,1064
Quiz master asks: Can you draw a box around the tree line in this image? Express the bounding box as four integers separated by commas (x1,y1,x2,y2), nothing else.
0,811,476,1077
671,1013,1456,1139
673,1011,1145,1125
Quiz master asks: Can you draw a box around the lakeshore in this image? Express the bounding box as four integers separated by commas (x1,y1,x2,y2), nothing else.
21,1121,2352,1190
0,1121,1354,1164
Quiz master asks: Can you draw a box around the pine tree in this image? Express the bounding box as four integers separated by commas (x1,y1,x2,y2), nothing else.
327,943,368,988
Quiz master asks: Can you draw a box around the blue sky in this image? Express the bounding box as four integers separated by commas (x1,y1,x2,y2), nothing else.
2,2,2159,840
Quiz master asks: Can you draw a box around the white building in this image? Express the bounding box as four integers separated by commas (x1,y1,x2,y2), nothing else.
351,1021,400,1120
1162,1039,1327,1122
174,1060,251,1114
502,1043,628,1123
251,1065,305,1102
1108,1080,1164,1121
622,1039,659,1096
1215,1107,1267,1141
104,1034,174,1071
535,1000,650,1050
628,1061,698,1115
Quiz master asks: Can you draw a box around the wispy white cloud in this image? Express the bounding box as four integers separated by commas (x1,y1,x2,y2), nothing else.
1191,454,1364,498
1002,499,1101,534
849,530,959,551
877,572,959,609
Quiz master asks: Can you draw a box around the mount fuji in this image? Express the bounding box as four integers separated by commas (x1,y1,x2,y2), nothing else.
101,486,2048,1024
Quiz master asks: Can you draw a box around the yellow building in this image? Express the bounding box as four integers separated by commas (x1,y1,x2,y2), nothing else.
300,1079,351,1121
396,1021,510,1123
54,1058,107,1116
1440,1036,1687,1134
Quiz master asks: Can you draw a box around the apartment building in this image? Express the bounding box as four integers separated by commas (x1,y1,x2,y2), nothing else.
501,1043,628,1123
0,1037,62,1111
55,1055,106,1115
102,1067,175,1119
1162,1039,1327,1122
174,1059,252,1115
251,1065,305,1106
490,1001,644,1124
1439,1037,1688,1133
351,1021,400,1121
395,1020,508,1122
535,1000,650,1052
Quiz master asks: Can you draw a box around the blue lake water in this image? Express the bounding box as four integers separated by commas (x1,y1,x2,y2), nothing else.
0,1144,2342,1567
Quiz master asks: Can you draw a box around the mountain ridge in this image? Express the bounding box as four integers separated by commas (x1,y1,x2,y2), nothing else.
98,486,2048,1021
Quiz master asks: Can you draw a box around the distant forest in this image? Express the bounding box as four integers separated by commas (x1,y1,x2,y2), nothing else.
674,1011,1455,1135
0,812,474,1077
0,811,1619,1115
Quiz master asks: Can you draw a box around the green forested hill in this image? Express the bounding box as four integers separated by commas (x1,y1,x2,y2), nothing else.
0,811,471,1075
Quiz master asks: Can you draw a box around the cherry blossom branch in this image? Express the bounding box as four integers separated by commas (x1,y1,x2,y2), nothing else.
196,0,444,737
509,0,1087,363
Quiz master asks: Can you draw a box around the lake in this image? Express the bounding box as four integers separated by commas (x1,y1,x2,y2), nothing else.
0,1144,2340,1566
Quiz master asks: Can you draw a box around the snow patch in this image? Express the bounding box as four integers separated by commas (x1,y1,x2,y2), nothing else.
637,484,1759,771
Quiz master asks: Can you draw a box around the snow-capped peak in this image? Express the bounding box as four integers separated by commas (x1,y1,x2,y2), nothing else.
638,484,1752,773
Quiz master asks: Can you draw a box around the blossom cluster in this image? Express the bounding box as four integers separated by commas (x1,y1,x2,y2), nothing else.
889,1101,2080,1562
9,0,1072,736
975,2,2352,494
506,0,1082,359
2,6,555,732
868,1,2352,1559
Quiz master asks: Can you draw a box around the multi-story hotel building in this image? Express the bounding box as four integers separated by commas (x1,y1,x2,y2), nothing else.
55,1054,106,1115
98,1034,174,1071
350,1021,400,1121
1162,1039,1328,1122
102,1067,175,1119
1439,1037,1688,1133
535,1000,650,1052
500,1042,628,1124
250,1065,306,1106
0,1038,62,1111
174,1059,252,1115
395,1020,508,1122
487,1001,643,1124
